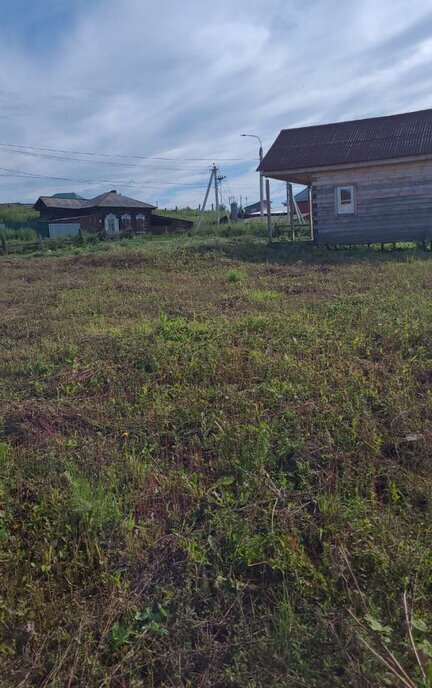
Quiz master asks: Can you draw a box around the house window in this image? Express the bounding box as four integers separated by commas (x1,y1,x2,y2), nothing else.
136,213,147,233
121,214,131,231
105,213,119,233
336,185,356,215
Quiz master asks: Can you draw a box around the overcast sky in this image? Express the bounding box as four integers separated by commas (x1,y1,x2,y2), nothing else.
1,0,432,208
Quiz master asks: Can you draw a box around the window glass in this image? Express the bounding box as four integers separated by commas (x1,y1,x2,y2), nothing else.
336,186,355,214
136,214,146,232
121,214,131,230
340,189,352,205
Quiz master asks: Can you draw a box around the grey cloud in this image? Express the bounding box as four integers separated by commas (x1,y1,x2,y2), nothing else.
0,0,432,206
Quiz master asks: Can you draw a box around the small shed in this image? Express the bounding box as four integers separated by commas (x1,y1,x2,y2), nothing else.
259,109,432,244
38,219,81,239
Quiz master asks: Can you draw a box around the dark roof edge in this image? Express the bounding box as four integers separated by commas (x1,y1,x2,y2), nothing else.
276,108,432,136
258,151,432,175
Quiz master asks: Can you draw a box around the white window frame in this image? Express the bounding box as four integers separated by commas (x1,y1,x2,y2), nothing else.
104,213,119,233
336,185,356,215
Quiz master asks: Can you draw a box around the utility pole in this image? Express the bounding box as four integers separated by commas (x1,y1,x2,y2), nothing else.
241,133,264,220
266,178,272,242
197,166,216,231
213,164,220,225
215,170,226,225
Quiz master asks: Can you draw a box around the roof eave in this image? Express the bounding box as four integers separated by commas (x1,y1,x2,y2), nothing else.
261,152,432,181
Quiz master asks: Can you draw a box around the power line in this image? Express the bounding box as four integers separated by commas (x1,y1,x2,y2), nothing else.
221,178,232,207
0,162,263,191
224,179,235,200
0,140,255,162
0,145,211,171
0,166,209,189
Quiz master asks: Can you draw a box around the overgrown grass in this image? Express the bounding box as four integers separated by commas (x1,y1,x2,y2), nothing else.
1,235,431,687
0,203,38,224
0,226,38,242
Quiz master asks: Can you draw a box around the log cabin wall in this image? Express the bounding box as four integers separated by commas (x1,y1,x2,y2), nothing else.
312,159,432,244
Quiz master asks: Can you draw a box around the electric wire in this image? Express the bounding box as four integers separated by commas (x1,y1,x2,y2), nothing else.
0,145,213,171
0,140,255,162
0,166,210,189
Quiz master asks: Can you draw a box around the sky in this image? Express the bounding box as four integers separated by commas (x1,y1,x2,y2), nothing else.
1,0,432,208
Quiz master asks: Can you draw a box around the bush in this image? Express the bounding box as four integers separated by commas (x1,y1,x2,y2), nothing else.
227,268,245,283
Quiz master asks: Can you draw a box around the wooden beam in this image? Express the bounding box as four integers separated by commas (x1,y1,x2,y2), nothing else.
308,185,314,241
266,179,272,242
288,183,294,241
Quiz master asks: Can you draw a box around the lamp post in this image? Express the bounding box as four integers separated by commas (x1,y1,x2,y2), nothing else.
241,133,264,220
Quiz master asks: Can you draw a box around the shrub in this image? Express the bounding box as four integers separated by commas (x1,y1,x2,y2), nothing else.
227,268,245,283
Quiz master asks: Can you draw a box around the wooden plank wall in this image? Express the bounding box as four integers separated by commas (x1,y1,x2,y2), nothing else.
312,159,432,244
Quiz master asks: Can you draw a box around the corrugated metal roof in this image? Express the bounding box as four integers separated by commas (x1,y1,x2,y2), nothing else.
259,109,432,173
34,190,155,210
295,188,309,201
89,191,155,209
36,197,85,209
51,192,86,200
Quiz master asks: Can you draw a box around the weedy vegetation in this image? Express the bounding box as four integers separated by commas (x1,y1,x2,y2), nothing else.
0,230,432,687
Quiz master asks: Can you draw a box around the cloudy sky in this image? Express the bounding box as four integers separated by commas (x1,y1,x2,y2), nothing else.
1,0,432,208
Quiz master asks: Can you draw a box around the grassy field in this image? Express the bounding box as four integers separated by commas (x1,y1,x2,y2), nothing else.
0,203,38,224
1,234,432,687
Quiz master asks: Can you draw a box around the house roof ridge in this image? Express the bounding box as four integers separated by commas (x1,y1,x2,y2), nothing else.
277,108,432,135
34,190,156,210
259,108,432,174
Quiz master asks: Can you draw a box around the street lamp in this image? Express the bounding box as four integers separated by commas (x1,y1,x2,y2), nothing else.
241,133,264,220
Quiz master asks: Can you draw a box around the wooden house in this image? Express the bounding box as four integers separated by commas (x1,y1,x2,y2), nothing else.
281,189,310,220
34,190,192,237
294,188,310,218
259,109,432,244
243,200,269,217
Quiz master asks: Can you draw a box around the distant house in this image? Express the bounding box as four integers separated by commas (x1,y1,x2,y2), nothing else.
243,200,269,217
294,188,310,218
34,190,192,237
281,188,310,219
259,109,432,244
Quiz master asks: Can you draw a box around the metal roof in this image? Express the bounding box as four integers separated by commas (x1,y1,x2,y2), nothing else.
51,192,86,200
36,197,84,209
259,109,432,174
89,191,156,209
295,188,309,201
34,190,156,210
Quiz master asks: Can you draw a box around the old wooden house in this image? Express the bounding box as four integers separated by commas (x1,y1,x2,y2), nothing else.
34,190,192,237
259,109,432,245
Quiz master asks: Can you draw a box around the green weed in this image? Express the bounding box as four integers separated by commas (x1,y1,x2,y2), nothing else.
247,288,280,302
227,267,245,283
1,236,432,687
